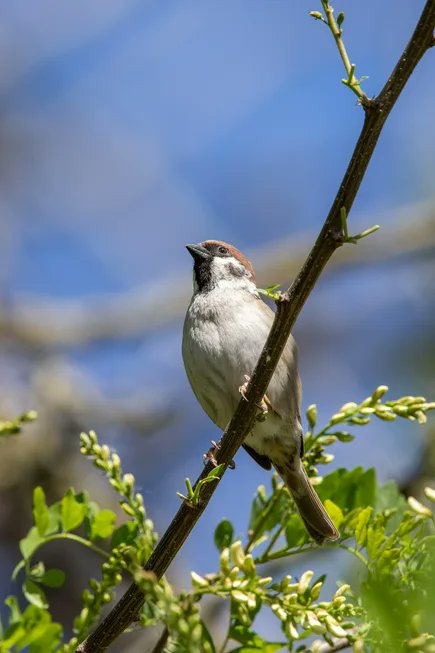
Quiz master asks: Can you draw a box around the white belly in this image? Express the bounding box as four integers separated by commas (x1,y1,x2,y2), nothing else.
182,286,302,459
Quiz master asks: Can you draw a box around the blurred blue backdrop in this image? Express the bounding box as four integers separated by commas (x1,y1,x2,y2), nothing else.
0,0,434,647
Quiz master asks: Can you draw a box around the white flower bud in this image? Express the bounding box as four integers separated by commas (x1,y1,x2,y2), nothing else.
407,496,432,517
191,571,208,588
230,541,245,567
297,570,314,594
424,487,435,503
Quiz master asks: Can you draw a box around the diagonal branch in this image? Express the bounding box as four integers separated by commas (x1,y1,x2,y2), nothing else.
76,3,435,651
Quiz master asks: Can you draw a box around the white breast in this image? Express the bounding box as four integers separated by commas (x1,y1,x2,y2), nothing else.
182,284,302,446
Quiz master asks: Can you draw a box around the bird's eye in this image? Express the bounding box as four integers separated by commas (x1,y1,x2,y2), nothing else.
218,246,229,255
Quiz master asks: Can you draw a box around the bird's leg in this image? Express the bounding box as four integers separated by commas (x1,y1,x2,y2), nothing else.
203,439,235,469
238,374,272,421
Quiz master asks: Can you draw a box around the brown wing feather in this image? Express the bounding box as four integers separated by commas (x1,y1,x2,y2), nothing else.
243,444,272,470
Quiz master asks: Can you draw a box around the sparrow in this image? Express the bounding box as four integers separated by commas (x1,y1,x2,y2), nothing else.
182,240,338,543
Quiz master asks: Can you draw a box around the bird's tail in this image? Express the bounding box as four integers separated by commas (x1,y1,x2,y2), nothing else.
279,461,339,543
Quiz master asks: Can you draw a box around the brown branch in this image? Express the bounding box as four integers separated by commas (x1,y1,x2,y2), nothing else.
76,3,435,651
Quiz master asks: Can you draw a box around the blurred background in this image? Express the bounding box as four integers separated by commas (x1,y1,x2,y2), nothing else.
0,0,434,649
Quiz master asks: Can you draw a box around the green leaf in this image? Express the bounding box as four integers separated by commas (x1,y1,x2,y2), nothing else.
367,523,385,559
5,596,21,624
334,431,355,443
285,513,308,548
355,506,373,546
90,510,116,540
214,519,234,552
46,503,62,535
32,487,49,537
324,499,344,529
375,479,407,513
19,527,44,561
199,620,216,653
12,559,26,581
355,468,376,507
2,605,62,651
83,500,101,538
249,488,292,544
22,580,48,609
229,624,283,651
29,562,45,580
28,622,63,653
317,467,376,511
40,569,66,588
61,489,87,532
111,521,139,549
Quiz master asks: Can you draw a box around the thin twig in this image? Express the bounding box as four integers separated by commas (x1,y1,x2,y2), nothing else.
320,0,369,103
76,3,435,651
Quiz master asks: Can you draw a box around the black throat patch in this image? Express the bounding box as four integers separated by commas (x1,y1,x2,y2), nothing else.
194,258,213,292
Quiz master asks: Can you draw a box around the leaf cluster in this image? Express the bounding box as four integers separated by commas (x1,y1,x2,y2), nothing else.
1,387,435,652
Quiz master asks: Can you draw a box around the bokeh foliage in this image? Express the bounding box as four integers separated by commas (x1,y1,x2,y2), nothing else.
1,387,435,652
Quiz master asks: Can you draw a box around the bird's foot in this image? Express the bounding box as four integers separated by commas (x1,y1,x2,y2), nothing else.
203,439,235,469
238,375,271,421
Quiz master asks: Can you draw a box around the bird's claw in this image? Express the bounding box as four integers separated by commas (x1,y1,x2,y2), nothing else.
239,374,271,421
203,439,235,469
238,374,251,400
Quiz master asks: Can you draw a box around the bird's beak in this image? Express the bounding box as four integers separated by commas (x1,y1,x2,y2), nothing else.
186,243,211,260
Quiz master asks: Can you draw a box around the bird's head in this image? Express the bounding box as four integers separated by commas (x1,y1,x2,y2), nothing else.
186,240,256,293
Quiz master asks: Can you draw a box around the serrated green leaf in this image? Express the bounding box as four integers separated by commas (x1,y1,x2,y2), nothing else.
90,510,116,540
32,487,49,537
40,569,66,588
214,519,234,552
22,580,48,609
355,506,373,546
61,489,87,532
